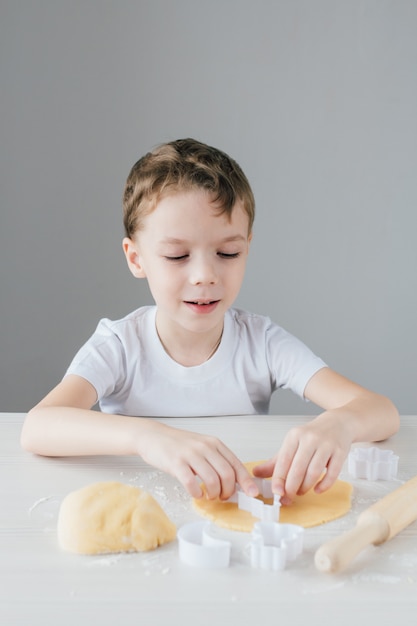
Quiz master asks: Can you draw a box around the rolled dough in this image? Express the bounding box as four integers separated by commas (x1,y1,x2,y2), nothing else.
193,461,353,531
57,481,176,554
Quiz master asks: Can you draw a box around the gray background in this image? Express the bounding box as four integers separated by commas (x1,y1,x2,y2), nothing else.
1,0,416,415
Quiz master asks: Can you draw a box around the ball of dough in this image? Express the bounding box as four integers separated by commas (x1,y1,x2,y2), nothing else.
57,481,176,555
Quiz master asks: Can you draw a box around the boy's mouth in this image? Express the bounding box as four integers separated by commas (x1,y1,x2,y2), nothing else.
183,300,221,314
185,300,219,306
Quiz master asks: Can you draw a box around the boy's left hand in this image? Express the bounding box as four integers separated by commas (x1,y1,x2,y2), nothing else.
252,412,352,505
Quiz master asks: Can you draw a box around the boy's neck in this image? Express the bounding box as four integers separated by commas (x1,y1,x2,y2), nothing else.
155,315,224,367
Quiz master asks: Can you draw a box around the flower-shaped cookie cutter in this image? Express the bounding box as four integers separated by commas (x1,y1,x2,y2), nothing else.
177,521,231,568
225,477,281,522
348,447,399,481
250,522,304,571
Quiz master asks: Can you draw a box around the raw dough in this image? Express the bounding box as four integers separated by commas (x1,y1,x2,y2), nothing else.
57,481,176,554
193,461,353,531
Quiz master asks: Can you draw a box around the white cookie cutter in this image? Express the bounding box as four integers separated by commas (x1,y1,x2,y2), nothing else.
348,446,399,480
177,520,304,570
226,477,281,522
250,522,304,571
177,521,231,568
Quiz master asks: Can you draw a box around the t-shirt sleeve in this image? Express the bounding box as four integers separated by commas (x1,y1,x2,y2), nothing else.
265,321,327,399
65,319,126,401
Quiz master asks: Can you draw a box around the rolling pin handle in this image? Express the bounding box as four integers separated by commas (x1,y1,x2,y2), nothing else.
315,513,389,574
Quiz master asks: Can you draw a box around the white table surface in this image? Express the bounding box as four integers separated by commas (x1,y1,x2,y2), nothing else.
1,413,417,625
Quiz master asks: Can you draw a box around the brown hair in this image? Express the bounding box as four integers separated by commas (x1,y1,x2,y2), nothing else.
123,138,255,238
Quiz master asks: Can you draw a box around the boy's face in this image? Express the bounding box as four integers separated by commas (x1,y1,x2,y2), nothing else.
123,189,251,337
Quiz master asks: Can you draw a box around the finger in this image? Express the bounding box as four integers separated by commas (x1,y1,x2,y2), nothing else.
314,450,346,494
236,467,259,498
222,451,259,498
252,458,275,479
282,445,316,501
253,459,289,499
196,462,223,500
192,445,243,500
271,440,300,497
175,465,204,498
295,449,331,496
174,448,224,500
205,452,241,500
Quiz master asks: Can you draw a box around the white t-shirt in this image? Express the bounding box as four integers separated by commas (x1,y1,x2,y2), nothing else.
65,306,326,417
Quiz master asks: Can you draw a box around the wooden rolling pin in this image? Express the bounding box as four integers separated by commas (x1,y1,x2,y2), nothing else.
315,475,417,573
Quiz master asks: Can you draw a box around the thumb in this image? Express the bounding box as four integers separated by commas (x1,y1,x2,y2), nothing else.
252,458,275,479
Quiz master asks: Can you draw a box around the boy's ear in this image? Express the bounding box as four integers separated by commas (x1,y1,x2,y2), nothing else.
122,238,146,278
246,231,253,252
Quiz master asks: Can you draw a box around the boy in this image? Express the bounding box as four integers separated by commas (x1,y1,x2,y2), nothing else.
21,138,399,505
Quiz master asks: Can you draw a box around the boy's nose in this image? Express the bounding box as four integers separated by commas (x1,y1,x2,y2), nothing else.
189,258,218,285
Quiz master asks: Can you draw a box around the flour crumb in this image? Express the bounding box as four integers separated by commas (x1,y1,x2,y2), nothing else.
353,573,401,584
86,555,122,567
28,495,58,516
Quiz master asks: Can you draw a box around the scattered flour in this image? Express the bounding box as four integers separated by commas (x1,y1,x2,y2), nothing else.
28,495,59,516
352,573,401,584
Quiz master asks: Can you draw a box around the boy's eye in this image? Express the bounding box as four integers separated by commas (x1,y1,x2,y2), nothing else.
163,252,240,261
164,255,189,261
218,252,240,259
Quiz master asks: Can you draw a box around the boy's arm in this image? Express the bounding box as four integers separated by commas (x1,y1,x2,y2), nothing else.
21,375,145,457
21,375,258,501
304,367,399,444
253,367,399,503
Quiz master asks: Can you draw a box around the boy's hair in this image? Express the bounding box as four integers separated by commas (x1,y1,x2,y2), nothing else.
123,138,255,238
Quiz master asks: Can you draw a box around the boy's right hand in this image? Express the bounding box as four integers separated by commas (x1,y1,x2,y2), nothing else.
136,420,259,501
